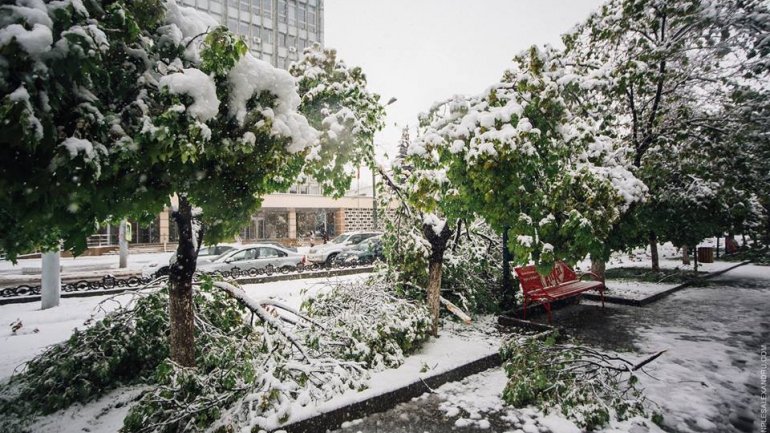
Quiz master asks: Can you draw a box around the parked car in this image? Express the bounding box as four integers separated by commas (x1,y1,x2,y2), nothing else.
306,231,381,266
197,244,303,274
333,236,383,266
143,243,240,278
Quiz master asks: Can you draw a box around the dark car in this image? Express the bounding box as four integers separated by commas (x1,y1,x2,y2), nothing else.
333,236,383,266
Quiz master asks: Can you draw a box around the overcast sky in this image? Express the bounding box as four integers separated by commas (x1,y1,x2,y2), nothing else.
324,0,605,164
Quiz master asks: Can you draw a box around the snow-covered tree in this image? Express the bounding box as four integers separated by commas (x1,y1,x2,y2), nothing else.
0,0,382,367
290,43,385,197
562,0,770,269
415,46,644,273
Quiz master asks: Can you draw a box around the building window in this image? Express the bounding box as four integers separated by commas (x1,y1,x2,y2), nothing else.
288,2,296,26
307,5,316,33
238,21,250,37
278,0,288,23
300,184,309,194
261,0,272,17
297,3,306,29
265,211,288,239
263,53,272,64
239,0,250,14
208,0,223,15
261,27,273,44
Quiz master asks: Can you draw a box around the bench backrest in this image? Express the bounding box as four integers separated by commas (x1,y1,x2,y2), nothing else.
514,265,544,294
515,262,578,294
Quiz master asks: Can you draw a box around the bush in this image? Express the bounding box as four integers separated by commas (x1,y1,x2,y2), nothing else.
500,333,654,431
380,210,503,315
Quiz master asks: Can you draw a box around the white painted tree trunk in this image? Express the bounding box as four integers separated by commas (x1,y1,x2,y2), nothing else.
41,250,61,310
119,219,128,268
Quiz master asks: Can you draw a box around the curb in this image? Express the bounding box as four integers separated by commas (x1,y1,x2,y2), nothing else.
0,267,374,306
272,352,501,433
583,260,752,306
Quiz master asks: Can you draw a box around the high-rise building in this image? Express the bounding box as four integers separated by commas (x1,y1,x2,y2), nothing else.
178,0,324,69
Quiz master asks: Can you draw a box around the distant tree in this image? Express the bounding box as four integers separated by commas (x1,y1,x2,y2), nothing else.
290,44,385,197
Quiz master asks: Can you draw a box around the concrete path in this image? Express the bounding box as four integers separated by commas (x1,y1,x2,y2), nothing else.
330,265,769,433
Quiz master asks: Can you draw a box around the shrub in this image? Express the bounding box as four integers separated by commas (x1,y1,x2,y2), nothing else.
0,277,433,432
499,333,654,431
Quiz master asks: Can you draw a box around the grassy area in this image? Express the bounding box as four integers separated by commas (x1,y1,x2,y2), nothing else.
604,267,707,284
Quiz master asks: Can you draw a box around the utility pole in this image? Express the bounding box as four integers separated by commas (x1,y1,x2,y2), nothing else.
372,170,378,229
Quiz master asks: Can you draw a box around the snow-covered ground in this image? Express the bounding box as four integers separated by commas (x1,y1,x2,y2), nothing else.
0,271,504,433
333,366,666,433
0,251,174,275
0,273,366,380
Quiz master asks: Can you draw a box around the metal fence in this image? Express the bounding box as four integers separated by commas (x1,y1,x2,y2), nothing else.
0,261,373,301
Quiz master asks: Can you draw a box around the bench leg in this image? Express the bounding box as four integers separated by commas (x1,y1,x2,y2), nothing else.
522,298,528,320
545,302,552,324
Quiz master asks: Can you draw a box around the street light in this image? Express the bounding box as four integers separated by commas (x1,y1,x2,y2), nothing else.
373,97,398,229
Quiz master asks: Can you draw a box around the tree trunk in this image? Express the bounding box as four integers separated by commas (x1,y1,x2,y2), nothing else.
422,222,453,337
500,226,516,311
649,231,660,272
168,196,198,367
682,245,690,265
118,219,128,268
41,249,60,310
427,260,442,336
590,256,606,282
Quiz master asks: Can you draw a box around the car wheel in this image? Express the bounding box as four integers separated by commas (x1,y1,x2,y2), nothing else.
265,264,275,276
325,254,338,268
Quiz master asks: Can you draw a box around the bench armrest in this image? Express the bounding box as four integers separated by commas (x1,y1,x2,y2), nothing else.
578,271,602,281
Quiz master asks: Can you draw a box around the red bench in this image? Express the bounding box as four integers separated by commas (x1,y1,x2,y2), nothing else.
514,261,605,323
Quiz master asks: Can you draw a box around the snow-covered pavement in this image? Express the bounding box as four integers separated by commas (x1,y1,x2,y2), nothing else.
332,264,769,433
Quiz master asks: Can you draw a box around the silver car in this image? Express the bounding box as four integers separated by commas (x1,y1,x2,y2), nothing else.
197,244,303,275
306,231,382,266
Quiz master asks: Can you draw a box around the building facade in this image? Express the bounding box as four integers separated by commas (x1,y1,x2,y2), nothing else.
178,0,324,69
88,0,378,249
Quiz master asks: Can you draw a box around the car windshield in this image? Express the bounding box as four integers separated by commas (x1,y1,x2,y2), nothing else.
330,234,350,244
212,249,238,263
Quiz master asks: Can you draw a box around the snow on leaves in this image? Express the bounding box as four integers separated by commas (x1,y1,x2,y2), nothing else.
290,44,385,197
411,46,645,267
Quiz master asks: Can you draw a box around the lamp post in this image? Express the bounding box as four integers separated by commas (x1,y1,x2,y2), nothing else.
372,97,398,229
